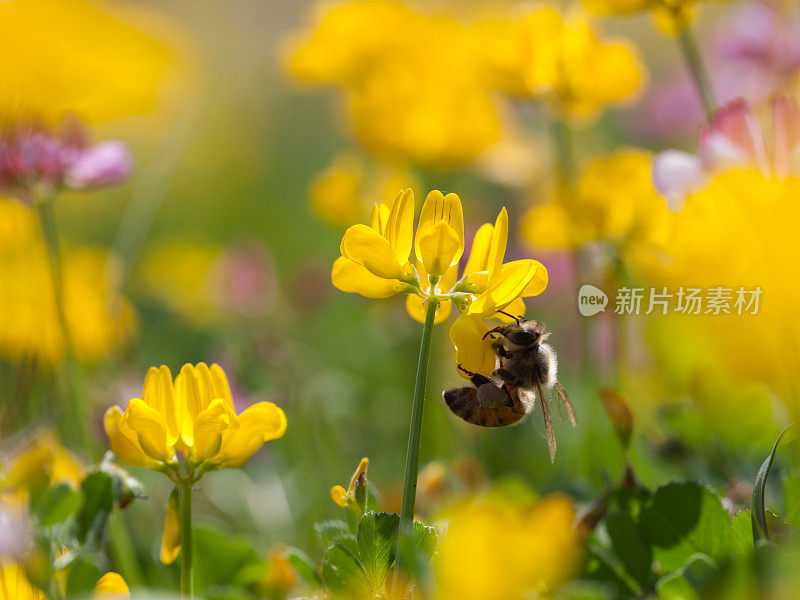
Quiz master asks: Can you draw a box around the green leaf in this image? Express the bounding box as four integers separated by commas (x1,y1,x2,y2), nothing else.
605,510,652,586
356,511,399,591
752,422,798,543
285,546,322,586
76,472,114,547
193,527,261,595
33,483,82,527
315,519,353,548
322,541,370,597
65,556,102,597
729,510,754,557
655,553,715,600
413,521,438,557
639,482,735,572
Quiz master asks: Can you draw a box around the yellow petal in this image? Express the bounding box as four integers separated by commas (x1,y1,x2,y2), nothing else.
142,365,179,446
347,457,369,495
103,407,153,468
216,402,287,468
418,221,460,277
415,190,464,266
331,257,403,298
122,399,172,463
501,297,527,322
384,188,414,265
464,223,494,275
330,485,349,508
405,295,452,325
209,364,235,411
468,260,539,318
521,261,549,297
341,224,405,279
192,399,231,464
160,487,181,565
449,313,496,379
370,202,390,234
487,208,509,279
93,572,130,599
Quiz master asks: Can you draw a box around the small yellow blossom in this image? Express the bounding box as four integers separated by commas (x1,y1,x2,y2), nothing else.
0,200,134,365
104,363,287,473
435,493,581,600
330,457,369,510
258,545,299,596
332,189,548,357
478,8,644,122
159,487,182,565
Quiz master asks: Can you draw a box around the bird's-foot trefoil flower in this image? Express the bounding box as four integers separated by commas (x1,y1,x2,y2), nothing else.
104,362,287,598
331,188,548,591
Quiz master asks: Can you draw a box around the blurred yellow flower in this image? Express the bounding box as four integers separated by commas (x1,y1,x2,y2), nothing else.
633,169,800,411
0,0,175,124
0,563,127,600
104,363,287,473
522,149,672,255
435,493,581,600
0,200,134,365
0,431,84,505
330,457,369,510
478,7,644,122
258,545,299,597
284,0,504,168
92,572,130,599
310,153,418,229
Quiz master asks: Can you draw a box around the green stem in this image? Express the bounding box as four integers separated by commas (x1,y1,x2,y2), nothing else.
392,294,439,589
35,198,95,456
673,10,716,120
180,480,194,599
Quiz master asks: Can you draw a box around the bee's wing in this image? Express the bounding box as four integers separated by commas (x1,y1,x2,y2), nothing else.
554,381,578,427
534,380,557,463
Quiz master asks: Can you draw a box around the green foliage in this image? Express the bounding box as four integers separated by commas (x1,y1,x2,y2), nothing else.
752,423,799,542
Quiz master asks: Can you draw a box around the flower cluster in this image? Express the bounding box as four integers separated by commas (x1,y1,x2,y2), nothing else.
105,363,287,474
332,188,548,379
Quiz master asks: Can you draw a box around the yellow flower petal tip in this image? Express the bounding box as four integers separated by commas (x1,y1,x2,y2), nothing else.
160,488,181,565
330,485,349,508
93,573,130,599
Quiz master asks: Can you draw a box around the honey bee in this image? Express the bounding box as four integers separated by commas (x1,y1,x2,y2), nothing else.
443,312,577,462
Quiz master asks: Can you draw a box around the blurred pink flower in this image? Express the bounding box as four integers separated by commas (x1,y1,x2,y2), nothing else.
0,502,29,560
0,119,132,201
212,242,278,318
632,1,800,142
652,97,800,208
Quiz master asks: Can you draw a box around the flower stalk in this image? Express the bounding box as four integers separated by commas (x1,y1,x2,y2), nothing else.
393,290,439,588
672,8,716,120
35,196,94,456
180,479,194,599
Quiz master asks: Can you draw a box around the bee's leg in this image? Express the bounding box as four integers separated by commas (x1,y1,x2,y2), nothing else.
492,368,518,386
491,343,513,359
482,326,503,340
457,364,493,387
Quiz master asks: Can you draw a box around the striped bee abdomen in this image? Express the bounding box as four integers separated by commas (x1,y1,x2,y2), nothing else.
443,385,529,428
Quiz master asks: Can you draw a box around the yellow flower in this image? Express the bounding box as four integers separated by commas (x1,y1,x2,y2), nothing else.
522,149,672,254
477,8,644,122
283,1,504,168
159,487,182,565
0,431,84,503
0,0,175,124
104,363,287,473
0,200,134,365
92,573,130,599
435,493,581,600
330,457,369,510
333,188,548,341
0,563,127,600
